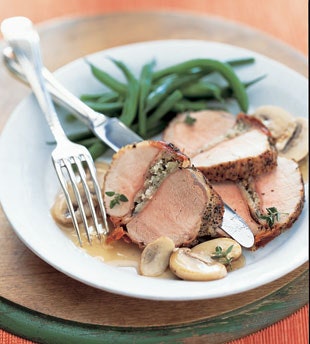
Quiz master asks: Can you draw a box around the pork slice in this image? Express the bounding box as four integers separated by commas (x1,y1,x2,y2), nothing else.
248,156,305,247
103,140,190,225
126,168,224,247
192,114,278,182
162,110,235,157
213,157,305,249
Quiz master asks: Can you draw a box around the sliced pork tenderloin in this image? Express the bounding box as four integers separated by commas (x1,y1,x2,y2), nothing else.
103,140,224,247
242,156,305,247
164,110,278,182
191,114,278,182
212,157,305,249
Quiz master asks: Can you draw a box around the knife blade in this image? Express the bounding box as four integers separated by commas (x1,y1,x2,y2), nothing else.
2,46,255,248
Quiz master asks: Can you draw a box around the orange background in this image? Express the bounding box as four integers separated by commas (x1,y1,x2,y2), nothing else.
0,0,308,56
0,1,308,343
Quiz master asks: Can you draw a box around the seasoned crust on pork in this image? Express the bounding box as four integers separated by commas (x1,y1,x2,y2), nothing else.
198,180,224,237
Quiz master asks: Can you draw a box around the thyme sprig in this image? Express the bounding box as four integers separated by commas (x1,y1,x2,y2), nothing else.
105,191,128,208
184,112,197,125
211,245,234,269
258,207,286,227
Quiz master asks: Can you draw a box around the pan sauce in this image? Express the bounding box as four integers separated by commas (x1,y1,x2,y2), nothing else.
58,219,245,278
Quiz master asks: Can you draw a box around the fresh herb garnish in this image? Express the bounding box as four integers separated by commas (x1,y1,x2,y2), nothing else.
105,191,128,208
211,245,234,268
184,113,197,125
258,207,285,227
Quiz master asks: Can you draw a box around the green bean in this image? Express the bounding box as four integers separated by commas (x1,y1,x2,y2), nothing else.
80,92,108,101
153,58,254,80
181,74,266,102
225,57,255,67
86,61,127,95
109,58,140,127
88,141,109,161
65,114,78,123
145,121,167,138
138,60,155,137
153,58,249,80
181,81,223,101
221,74,267,99
145,73,203,113
147,90,183,127
244,74,267,87
97,92,120,103
75,137,99,147
131,121,167,139
84,101,123,114
153,59,248,112
172,99,228,113
150,73,177,90
66,129,94,142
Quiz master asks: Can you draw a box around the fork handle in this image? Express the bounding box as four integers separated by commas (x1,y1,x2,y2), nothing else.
1,17,68,143
3,45,108,128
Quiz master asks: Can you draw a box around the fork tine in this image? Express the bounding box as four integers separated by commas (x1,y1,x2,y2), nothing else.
53,161,83,246
63,158,92,243
74,155,104,239
83,154,109,235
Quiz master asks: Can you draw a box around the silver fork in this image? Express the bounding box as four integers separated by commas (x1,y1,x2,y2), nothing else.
1,16,108,246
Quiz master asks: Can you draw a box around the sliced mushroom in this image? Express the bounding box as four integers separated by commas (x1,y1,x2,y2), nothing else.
50,192,74,225
140,236,175,277
252,105,297,151
279,117,308,162
50,190,97,225
169,248,227,281
51,176,101,225
191,238,242,264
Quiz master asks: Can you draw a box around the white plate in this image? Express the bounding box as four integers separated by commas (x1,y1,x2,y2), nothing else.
0,40,308,301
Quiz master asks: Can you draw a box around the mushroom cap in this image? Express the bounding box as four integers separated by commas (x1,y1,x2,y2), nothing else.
192,238,242,262
169,248,227,281
140,236,175,277
279,117,308,162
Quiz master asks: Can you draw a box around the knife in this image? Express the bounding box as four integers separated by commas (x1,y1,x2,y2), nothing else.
2,46,255,248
